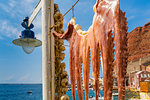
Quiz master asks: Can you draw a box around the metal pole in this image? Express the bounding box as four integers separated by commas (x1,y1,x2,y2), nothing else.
42,0,55,100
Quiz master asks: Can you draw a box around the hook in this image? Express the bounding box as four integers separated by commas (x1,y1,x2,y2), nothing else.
72,6,74,18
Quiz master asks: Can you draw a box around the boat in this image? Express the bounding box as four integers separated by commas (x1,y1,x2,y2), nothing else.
68,88,71,91
89,93,118,100
89,96,104,100
27,91,32,93
112,92,118,96
89,94,104,100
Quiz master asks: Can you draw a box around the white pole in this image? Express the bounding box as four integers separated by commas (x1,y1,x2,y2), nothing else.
42,0,55,100
42,0,50,99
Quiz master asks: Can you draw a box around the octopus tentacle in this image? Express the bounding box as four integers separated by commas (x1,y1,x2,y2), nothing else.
88,28,99,100
69,28,78,100
101,31,114,100
53,24,74,40
83,38,91,100
115,7,128,99
75,36,83,100
70,43,76,100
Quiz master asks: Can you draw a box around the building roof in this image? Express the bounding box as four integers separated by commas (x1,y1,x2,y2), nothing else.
136,71,143,75
136,71,150,75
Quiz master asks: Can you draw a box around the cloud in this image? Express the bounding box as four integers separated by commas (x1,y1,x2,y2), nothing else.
127,16,135,21
32,13,42,40
0,75,16,83
4,75,15,81
0,3,15,17
36,33,42,40
17,74,31,82
8,0,16,8
0,0,42,40
0,20,20,39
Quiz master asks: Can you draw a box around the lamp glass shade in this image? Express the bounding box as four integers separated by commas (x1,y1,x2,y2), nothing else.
13,38,42,54
22,45,35,54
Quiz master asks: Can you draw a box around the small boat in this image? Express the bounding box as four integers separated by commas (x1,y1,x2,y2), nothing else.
89,95,104,100
27,91,32,93
89,93,118,100
112,92,118,96
89,96,104,100
89,95,94,99
68,88,71,91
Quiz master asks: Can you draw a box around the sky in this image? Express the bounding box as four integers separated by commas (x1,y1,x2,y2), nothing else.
0,0,150,84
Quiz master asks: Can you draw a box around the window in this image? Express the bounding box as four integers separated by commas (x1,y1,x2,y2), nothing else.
141,74,143,78
148,74,150,77
144,74,147,78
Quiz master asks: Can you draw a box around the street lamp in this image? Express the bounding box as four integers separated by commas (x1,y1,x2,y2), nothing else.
12,17,42,54
12,0,55,99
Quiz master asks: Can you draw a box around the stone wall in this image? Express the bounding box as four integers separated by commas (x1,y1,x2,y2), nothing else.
127,55,150,74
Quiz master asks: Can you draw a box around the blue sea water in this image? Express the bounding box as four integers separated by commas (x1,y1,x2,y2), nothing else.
0,84,118,100
66,89,104,100
0,84,42,100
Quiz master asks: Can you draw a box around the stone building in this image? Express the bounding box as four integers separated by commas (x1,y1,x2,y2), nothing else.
127,56,150,74
129,71,150,89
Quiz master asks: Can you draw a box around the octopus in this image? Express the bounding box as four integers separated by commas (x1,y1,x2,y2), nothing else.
53,0,128,100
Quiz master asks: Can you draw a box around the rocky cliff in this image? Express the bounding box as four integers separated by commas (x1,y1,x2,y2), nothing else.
128,22,150,62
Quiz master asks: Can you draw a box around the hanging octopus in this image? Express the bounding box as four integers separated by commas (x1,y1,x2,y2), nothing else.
53,0,128,100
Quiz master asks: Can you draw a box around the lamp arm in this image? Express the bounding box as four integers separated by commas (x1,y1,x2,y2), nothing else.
28,0,42,27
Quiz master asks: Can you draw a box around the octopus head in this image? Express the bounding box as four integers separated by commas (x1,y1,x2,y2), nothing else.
95,0,119,16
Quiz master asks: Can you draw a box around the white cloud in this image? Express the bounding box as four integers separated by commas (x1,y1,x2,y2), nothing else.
0,20,20,39
33,13,42,30
17,74,31,82
0,3,14,16
4,75,15,81
128,16,135,21
8,0,16,8
0,0,42,40
36,33,42,40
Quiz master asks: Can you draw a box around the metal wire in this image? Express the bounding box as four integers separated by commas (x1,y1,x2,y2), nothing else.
63,0,79,17
50,0,79,30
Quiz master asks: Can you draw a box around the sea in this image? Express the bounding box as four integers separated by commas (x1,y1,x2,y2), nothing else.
0,84,118,100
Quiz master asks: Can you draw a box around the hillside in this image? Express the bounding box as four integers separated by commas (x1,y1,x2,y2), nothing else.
128,22,150,62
